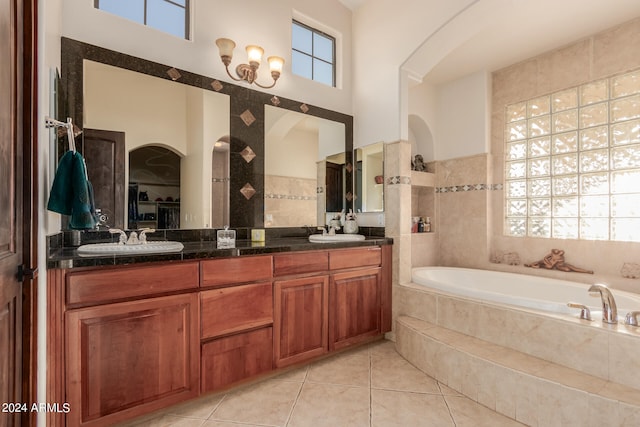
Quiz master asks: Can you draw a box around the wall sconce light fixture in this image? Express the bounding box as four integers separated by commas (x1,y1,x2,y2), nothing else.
215,38,284,89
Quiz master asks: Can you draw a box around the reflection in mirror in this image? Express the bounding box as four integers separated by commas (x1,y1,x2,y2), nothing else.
83,60,230,229
129,146,181,229
264,105,345,227
355,142,384,213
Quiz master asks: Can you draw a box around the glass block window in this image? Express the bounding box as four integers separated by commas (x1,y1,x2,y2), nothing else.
95,0,190,40
292,20,336,87
505,69,640,242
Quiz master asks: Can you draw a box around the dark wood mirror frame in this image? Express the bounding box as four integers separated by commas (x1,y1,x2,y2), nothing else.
59,37,353,229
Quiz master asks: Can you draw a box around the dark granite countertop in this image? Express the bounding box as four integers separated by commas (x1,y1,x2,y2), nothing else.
47,229,392,269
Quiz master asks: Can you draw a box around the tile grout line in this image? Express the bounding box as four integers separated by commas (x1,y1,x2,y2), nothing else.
438,382,458,427
369,344,373,427
283,368,308,427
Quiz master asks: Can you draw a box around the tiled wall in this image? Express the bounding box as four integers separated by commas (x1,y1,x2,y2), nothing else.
413,17,640,293
264,175,317,227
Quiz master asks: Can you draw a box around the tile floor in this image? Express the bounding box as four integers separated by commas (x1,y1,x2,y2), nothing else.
120,340,524,426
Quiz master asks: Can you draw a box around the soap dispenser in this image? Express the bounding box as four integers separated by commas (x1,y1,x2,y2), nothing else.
217,225,236,248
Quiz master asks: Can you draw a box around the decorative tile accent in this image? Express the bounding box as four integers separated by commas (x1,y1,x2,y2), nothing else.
271,96,281,106
240,183,256,200
490,250,521,265
345,162,353,173
240,146,256,163
240,109,256,126
316,187,324,194
166,67,181,81
436,183,502,193
300,103,309,113
621,262,640,279
211,80,223,92
265,193,316,201
386,176,411,185
345,191,353,202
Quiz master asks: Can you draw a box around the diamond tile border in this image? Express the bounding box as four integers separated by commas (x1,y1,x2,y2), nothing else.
436,183,503,193
271,96,281,106
240,183,256,200
300,103,309,113
386,176,411,185
211,80,224,92
265,193,317,201
240,109,256,127
166,67,181,81
240,146,256,163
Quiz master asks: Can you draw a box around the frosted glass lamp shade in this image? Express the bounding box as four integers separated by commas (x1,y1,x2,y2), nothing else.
216,38,236,58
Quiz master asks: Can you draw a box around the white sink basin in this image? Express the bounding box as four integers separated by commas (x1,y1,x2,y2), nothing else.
77,241,184,255
308,234,366,243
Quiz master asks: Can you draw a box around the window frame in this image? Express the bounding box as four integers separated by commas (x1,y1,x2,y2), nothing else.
292,19,336,87
94,0,190,40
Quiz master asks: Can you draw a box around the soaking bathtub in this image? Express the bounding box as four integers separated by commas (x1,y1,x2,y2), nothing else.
410,266,640,316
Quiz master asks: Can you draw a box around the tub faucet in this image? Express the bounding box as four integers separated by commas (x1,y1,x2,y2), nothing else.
588,284,618,324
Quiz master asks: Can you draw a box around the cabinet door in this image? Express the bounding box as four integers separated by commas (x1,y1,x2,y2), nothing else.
201,327,273,393
330,267,381,351
66,293,199,426
274,275,328,368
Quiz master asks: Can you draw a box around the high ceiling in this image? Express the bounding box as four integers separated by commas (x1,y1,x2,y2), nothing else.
340,0,640,85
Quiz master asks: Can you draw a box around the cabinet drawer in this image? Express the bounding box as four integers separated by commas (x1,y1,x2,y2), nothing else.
201,282,273,339
274,251,328,276
329,247,381,270
66,262,199,306
200,256,272,287
201,327,273,393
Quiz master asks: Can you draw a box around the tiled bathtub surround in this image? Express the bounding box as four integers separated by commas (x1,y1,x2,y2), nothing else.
488,17,640,288
395,282,640,426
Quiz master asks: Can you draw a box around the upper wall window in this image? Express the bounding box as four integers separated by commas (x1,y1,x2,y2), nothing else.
292,20,335,87
504,68,640,242
94,0,190,40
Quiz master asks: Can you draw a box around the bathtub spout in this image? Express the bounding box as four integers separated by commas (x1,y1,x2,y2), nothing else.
588,284,618,324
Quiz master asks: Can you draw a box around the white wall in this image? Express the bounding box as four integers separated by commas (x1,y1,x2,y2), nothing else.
351,0,477,147
434,70,490,160
60,0,353,115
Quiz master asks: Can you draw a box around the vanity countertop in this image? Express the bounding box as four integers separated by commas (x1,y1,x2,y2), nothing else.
47,236,393,269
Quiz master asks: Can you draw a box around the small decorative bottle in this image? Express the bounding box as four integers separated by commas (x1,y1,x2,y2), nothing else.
417,217,425,233
424,217,431,232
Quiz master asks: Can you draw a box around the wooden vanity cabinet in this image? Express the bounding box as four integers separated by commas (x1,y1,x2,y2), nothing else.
329,247,384,351
63,262,200,427
48,246,391,426
274,274,329,368
329,267,381,350
199,281,274,393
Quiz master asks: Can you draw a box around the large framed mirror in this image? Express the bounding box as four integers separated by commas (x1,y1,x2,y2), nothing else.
59,37,353,230
264,105,345,227
354,142,384,213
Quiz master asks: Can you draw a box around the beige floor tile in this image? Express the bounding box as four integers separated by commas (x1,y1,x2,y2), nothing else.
203,421,270,427
306,346,371,387
163,394,224,419
288,382,370,427
127,414,207,427
438,382,463,396
272,366,309,383
368,339,398,358
371,348,441,394
210,379,302,426
445,396,525,427
371,389,454,427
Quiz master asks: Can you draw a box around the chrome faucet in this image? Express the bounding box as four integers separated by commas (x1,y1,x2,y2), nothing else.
588,284,618,324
